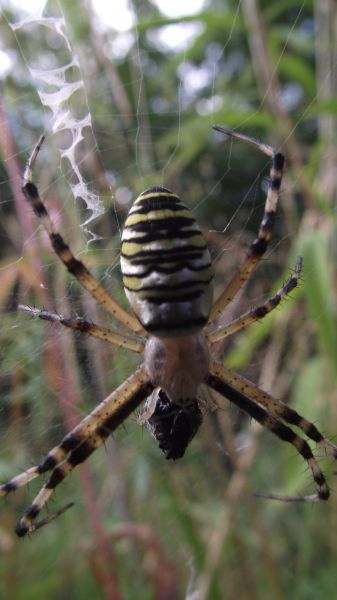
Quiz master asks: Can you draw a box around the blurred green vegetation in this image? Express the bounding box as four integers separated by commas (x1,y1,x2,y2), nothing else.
1,0,337,598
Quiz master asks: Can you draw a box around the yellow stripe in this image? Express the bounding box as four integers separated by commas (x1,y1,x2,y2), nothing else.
123,266,214,291
134,191,179,203
125,208,193,226
121,235,207,257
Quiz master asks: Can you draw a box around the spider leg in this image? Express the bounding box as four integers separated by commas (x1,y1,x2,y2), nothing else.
0,365,154,536
207,257,302,344
33,501,75,532
22,136,143,335
209,360,337,458
18,304,145,353
210,126,285,322
206,369,331,501
1,365,151,494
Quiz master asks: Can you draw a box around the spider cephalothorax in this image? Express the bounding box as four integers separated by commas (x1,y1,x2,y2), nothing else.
1,127,336,538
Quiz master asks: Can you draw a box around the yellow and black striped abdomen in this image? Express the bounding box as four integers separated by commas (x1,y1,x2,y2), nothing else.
120,187,214,337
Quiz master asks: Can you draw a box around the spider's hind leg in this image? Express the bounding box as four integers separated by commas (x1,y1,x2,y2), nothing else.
1,366,153,537
206,369,331,502
209,360,337,460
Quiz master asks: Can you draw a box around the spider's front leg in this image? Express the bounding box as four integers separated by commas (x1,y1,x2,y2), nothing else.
21,136,143,335
210,126,285,321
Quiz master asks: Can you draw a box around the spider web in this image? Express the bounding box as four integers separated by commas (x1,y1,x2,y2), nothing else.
1,1,337,597
5,0,104,234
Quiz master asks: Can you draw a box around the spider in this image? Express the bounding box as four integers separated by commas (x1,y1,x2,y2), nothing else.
1,127,337,538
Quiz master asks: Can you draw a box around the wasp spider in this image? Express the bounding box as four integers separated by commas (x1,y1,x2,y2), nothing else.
2,127,337,538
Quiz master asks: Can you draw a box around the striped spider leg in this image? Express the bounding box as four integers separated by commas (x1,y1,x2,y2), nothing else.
207,256,303,343
207,361,337,501
22,136,144,336
1,134,213,536
205,129,337,500
1,128,336,538
209,126,285,321
18,305,145,354
19,307,203,460
1,364,154,537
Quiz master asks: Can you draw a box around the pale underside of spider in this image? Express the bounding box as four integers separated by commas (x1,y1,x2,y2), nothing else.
1,126,337,538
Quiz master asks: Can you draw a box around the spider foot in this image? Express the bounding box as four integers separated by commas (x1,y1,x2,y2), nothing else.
318,438,337,459
0,465,41,496
253,491,325,502
15,501,75,537
213,125,280,160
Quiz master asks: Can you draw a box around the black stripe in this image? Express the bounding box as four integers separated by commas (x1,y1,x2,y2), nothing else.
139,186,173,196
122,261,212,278
123,229,202,244
97,381,154,434
15,523,29,537
314,472,327,486
125,216,195,232
134,290,205,304
260,211,275,231
46,465,68,488
271,178,282,191
131,199,185,214
129,251,205,266
275,408,324,443
22,183,48,219
60,432,83,453
121,244,207,260
23,181,40,199
67,440,100,468
1,480,17,493
50,233,88,276
26,504,40,520
273,153,285,173
249,238,268,257
38,455,58,473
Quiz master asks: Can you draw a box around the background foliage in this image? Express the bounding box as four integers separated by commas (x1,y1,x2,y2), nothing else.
1,0,337,598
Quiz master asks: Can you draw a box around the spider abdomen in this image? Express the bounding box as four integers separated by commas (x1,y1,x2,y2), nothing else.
120,186,214,337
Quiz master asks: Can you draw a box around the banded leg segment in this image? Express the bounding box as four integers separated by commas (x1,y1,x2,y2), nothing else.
1,365,154,536
207,257,302,344
0,365,151,497
206,371,330,501
210,127,285,322
209,360,337,458
19,304,145,353
22,136,143,334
